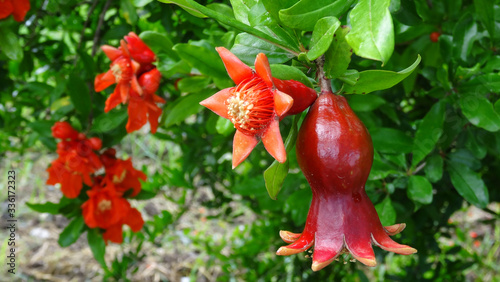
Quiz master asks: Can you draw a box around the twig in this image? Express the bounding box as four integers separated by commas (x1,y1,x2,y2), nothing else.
315,55,332,94
86,0,112,132
73,0,99,66
92,0,112,56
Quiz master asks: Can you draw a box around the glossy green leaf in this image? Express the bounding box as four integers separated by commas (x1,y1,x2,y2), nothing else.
0,27,23,61
58,216,85,247
447,161,489,208
91,109,128,133
158,0,207,17
348,94,386,112
371,128,413,153
412,101,446,167
263,116,299,199
270,64,313,88
460,93,500,132
337,69,359,86
346,0,394,65
261,0,297,24
87,229,107,270
173,43,227,80
26,202,61,214
279,0,354,31
375,196,396,226
341,55,421,94
307,17,340,61
458,73,500,93
215,116,234,136
140,31,178,59
324,26,352,79
164,89,214,127
474,0,495,41
230,0,256,24
231,33,294,65
452,15,481,63
495,99,500,113
408,175,433,205
177,76,212,93
424,154,443,183
67,73,91,121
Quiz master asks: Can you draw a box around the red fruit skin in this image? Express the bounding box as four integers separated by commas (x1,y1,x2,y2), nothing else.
273,78,317,116
430,32,441,43
278,93,416,270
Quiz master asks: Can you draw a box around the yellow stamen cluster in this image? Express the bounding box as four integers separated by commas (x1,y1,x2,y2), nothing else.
98,199,112,212
226,76,275,135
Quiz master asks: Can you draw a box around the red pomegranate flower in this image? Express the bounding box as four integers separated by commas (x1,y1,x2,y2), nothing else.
125,68,165,134
100,148,147,197
200,47,295,168
277,93,416,270
0,0,30,22
46,122,102,198
95,40,142,107
102,207,144,244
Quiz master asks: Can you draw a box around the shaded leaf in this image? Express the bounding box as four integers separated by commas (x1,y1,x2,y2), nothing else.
412,101,446,167
58,216,85,247
408,175,433,205
447,161,489,208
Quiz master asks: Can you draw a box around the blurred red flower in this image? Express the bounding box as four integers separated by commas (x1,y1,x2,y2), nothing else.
46,122,102,198
100,148,147,197
0,0,30,22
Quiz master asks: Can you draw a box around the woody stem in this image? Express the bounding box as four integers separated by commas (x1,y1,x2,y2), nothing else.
316,55,332,95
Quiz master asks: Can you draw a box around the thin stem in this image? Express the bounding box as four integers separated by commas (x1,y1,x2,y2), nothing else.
73,0,99,66
315,55,332,94
92,0,112,56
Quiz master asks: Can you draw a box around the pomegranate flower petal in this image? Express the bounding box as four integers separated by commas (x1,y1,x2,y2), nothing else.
216,47,253,85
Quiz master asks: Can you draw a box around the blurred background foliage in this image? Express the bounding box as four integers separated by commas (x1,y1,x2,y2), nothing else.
1,0,500,281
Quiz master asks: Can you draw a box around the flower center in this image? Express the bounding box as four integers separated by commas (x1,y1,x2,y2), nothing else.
111,58,132,83
98,199,112,212
112,170,127,184
226,76,275,135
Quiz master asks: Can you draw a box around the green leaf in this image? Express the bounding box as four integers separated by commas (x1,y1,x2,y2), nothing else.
337,69,359,86
26,202,61,214
458,73,500,93
269,64,313,88
341,55,421,95
263,116,299,199
67,73,91,121
139,31,178,60
447,161,489,208
173,43,228,80
0,26,23,61
91,109,128,133
87,229,107,270
371,128,413,153
307,17,340,61
58,216,85,247
475,0,495,40
284,188,312,225
324,26,352,79
134,189,157,200
346,0,394,65
231,33,294,65
261,0,297,24
279,0,355,31
375,196,396,226
177,76,212,93
424,154,443,183
452,15,481,63
215,116,234,136
412,101,446,167
230,0,256,24
164,89,213,127
120,0,138,25
158,0,207,17
460,93,500,132
348,94,386,112
407,175,433,205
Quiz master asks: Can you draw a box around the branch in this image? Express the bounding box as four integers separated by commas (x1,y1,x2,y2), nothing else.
92,0,112,56
73,0,99,66
315,55,332,94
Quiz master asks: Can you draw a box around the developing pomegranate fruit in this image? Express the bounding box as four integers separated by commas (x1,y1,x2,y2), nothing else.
277,92,416,270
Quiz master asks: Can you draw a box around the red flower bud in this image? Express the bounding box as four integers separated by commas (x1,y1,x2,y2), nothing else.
124,32,156,64
138,68,161,95
52,121,79,140
277,93,416,270
273,78,317,116
430,32,441,43
88,137,102,151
